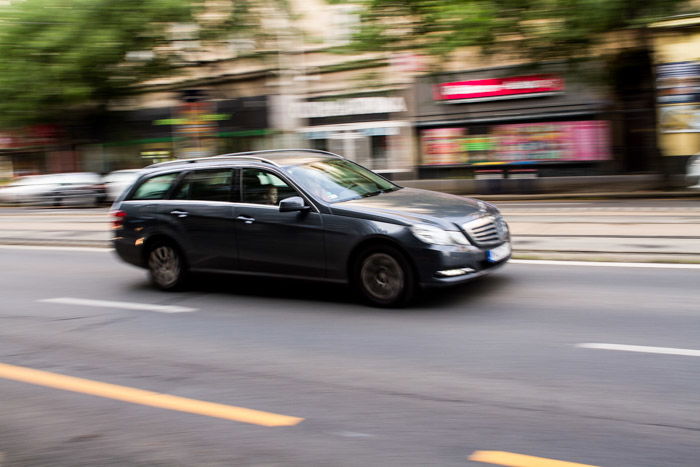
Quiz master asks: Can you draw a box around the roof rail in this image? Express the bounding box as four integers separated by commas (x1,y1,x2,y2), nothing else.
212,149,344,159
147,149,343,169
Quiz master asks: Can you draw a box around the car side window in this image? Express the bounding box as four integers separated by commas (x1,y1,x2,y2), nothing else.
241,169,298,205
172,169,233,202
130,173,178,200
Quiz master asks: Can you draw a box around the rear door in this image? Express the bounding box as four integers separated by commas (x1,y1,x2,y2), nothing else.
118,171,181,247
159,168,238,271
233,167,325,279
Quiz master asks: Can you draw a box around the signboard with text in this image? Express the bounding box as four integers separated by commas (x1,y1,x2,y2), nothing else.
435,75,565,103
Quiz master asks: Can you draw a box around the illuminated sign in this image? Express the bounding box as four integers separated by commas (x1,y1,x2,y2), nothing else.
300,97,407,118
435,75,564,103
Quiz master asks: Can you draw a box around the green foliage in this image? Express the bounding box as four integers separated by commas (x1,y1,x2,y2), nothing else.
0,0,194,127
347,0,693,62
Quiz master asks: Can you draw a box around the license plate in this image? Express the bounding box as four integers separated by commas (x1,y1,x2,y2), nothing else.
487,242,511,262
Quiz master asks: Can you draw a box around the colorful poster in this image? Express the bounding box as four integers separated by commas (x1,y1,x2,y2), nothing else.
657,62,700,105
421,128,466,165
658,105,700,133
492,122,571,161
420,121,610,165
656,62,700,134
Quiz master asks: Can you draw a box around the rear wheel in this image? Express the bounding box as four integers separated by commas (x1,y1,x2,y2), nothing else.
147,242,187,290
354,246,415,307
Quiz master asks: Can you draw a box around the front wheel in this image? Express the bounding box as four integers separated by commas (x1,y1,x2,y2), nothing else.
147,242,187,290
354,246,415,307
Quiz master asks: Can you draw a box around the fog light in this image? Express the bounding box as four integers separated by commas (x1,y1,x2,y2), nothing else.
436,268,475,277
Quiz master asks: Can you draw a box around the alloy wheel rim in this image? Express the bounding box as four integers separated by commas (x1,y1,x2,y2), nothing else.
360,253,404,301
149,246,180,287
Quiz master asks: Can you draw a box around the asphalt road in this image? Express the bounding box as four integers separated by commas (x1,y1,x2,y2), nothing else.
1,246,699,466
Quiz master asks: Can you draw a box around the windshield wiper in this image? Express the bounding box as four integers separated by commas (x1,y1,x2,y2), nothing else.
361,187,399,198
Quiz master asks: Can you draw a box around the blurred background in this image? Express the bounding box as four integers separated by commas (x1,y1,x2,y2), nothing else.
1,3,700,466
0,0,698,199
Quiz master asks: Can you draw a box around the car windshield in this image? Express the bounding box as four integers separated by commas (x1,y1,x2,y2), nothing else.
284,158,400,203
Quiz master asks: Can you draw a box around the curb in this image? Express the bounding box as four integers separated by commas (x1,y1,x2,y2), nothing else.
2,240,699,265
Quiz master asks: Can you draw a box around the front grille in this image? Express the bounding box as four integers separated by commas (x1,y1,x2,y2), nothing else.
462,216,503,246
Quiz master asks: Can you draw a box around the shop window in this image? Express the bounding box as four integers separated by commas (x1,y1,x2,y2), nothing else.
420,121,611,167
370,135,388,170
221,136,257,154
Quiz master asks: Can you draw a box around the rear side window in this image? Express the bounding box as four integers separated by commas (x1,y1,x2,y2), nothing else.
172,169,233,202
130,173,178,200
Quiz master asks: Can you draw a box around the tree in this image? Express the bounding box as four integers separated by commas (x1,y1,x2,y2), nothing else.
0,0,197,128
348,0,694,65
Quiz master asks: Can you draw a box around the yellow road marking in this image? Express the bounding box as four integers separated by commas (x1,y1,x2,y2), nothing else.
0,362,303,427
469,451,599,467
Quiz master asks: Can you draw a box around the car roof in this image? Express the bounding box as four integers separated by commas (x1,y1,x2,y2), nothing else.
108,169,143,174
143,149,343,174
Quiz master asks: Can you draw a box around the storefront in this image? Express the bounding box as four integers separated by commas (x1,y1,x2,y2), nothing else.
95,95,271,172
413,66,614,179
298,93,414,177
0,125,70,178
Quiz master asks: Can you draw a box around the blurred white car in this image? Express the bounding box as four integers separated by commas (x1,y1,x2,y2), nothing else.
687,154,700,189
103,169,142,202
0,172,104,206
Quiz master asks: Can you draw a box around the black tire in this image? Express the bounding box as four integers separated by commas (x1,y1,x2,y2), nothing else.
147,241,187,291
353,245,415,307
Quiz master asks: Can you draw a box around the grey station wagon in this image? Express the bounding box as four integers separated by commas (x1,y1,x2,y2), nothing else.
112,150,510,306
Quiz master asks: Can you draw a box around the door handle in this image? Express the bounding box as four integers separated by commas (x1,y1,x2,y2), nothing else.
236,215,255,224
169,210,189,218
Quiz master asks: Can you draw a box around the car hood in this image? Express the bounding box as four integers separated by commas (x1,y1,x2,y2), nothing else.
330,187,489,229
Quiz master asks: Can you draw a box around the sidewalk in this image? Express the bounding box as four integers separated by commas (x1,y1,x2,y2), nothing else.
1,196,699,263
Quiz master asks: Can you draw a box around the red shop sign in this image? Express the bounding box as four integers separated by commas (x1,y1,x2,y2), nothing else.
435,74,564,103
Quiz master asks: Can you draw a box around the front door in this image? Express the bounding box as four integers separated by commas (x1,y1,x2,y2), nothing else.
234,168,325,279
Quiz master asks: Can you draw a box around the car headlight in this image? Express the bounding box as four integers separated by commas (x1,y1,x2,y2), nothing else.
409,224,470,246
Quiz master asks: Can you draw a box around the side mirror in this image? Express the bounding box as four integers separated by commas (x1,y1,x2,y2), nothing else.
279,196,310,212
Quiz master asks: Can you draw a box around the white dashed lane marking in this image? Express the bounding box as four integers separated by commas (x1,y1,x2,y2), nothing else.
40,297,197,313
510,259,700,269
0,244,111,252
576,343,700,357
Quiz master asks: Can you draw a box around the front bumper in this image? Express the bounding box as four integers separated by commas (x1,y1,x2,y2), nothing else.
411,241,511,288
